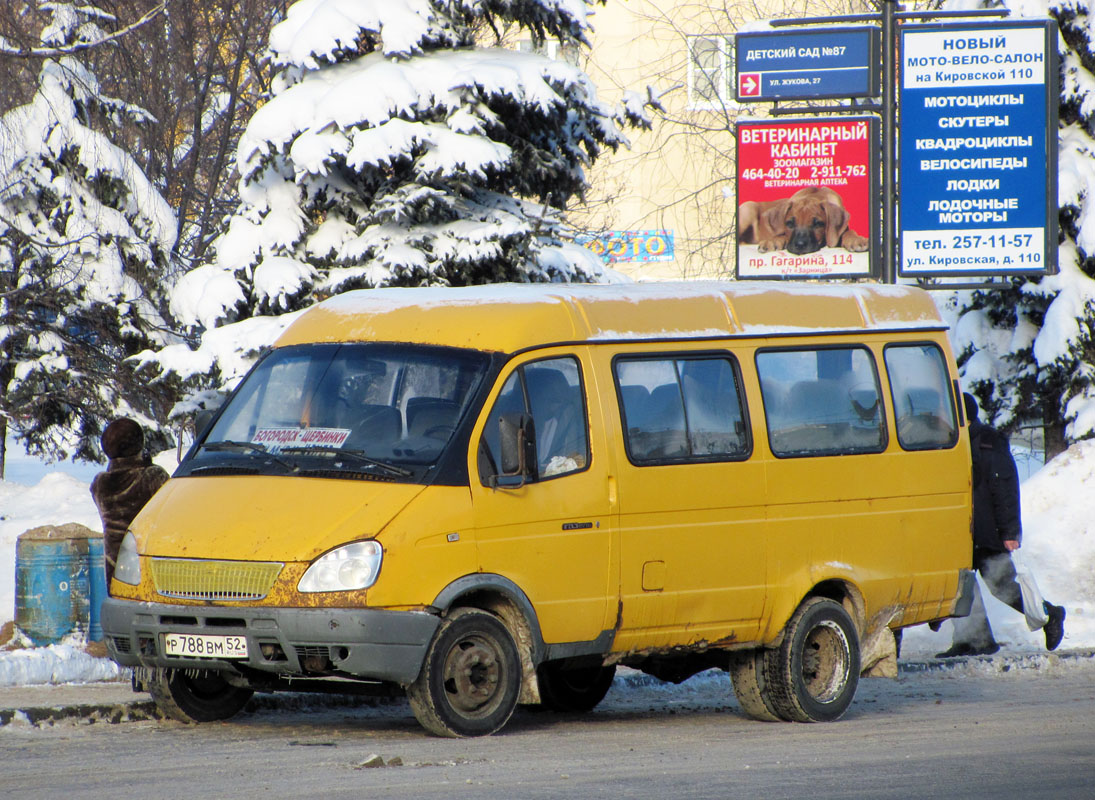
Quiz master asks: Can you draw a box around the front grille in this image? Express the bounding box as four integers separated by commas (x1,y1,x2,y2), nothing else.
293,645,331,661
111,636,133,654
150,558,283,601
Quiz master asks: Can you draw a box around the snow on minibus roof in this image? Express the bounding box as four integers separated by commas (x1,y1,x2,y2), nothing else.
275,281,945,352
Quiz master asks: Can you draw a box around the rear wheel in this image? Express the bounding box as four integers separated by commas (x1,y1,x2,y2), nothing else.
537,662,616,713
729,649,782,721
147,668,253,723
407,608,521,737
764,597,860,722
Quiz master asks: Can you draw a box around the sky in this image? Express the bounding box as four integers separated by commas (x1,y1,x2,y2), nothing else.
1,429,1092,687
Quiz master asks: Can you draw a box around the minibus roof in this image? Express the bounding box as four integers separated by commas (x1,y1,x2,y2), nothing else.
276,281,946,353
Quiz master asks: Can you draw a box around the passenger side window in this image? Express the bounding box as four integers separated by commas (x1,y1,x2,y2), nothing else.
757,347,885,457
884,344,958,450
478,357,589,483
614,355,748,464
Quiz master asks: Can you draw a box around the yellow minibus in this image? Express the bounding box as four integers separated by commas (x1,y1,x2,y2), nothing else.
102,282,974,736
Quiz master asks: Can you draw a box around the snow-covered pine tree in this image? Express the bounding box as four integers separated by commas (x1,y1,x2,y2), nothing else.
949,0,1095,458
147,0,650,406
0,2,177,472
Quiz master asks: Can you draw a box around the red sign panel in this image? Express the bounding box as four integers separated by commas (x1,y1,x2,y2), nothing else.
735,117,878,279
738,72,761,97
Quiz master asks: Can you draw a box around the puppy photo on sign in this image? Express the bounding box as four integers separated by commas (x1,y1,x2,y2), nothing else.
738,186,869,255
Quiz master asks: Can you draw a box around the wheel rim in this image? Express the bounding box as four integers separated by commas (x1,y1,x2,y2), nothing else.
799,619,851,704
442,633,506,718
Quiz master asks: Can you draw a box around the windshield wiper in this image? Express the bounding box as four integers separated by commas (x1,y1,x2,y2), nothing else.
199,440,297,472
279,446,412,478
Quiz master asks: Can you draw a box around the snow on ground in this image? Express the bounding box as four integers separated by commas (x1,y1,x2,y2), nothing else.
1,433,1092,687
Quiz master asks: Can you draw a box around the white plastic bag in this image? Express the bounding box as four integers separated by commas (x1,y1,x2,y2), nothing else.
1014,552,1049,631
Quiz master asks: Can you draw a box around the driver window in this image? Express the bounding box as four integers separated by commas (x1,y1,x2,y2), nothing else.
478,356,589,484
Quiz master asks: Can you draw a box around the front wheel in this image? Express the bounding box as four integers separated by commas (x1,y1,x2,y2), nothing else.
537,662,616,713
765,597,860,722
407,608,521,737
147,668,253,723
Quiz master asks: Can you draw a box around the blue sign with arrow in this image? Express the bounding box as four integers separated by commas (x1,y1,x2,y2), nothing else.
735,27,880,102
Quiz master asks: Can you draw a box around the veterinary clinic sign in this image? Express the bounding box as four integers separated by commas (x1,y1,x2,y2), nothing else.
898,21,1057,277
735,27,880,102
580,230,674,263
735,117,878,279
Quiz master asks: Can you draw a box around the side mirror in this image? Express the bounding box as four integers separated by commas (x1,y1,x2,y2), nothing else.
194,408,216,438
493,412,537,488
191,389,228,439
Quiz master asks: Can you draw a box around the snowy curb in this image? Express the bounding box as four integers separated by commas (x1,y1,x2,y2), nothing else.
0,700,161,729
898,648,1095,674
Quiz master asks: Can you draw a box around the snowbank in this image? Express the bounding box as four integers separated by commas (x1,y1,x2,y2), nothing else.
0,643,125,687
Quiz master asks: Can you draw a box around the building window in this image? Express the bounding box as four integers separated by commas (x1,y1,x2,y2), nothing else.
688,35,732,110
517,38,581,66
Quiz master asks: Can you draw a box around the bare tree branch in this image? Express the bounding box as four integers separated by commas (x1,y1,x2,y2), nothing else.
0,2,166,59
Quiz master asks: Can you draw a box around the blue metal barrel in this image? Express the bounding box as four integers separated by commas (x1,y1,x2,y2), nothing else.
87,537,107,642
14,525,95,645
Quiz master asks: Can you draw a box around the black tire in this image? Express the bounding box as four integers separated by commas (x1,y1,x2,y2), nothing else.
729,649,782,722
148,668,253,723
764,597,860,723
537,662,616,713
407,608,521,737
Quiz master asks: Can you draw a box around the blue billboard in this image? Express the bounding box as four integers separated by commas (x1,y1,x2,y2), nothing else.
898,22,1057,276
735,27,880,102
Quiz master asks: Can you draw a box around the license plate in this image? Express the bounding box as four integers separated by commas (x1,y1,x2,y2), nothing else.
163,633,248,659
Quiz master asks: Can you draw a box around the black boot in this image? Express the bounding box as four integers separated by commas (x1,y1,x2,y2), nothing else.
935,640,999,659
935,643,975,658
1043,603,1066,651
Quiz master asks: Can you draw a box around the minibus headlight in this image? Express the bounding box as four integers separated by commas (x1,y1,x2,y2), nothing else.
298,541,383,593
114,531,141,585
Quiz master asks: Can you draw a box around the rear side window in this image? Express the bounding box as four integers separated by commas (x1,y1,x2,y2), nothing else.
884,343,958,450
757,346,885,457
614,355,749,464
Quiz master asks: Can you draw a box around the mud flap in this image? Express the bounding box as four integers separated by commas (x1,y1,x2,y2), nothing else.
859,607,901,679
952,569,977,618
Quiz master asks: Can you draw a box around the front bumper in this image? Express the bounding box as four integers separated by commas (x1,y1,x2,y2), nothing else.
101,597,440,686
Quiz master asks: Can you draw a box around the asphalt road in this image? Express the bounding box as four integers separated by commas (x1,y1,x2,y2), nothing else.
3,656,1093,800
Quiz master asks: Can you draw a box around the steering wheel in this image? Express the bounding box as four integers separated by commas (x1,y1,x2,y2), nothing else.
422,424,455,440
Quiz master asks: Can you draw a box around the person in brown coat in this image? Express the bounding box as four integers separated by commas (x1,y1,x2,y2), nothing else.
91,418,169,588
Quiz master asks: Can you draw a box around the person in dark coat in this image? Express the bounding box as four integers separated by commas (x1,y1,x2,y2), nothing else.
936,394,1066,657
90,418,169,589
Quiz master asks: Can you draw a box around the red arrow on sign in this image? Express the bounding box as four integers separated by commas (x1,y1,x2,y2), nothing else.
739,73,761,96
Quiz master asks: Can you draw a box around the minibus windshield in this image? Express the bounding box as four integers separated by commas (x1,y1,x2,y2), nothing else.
190,343,489,479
